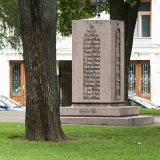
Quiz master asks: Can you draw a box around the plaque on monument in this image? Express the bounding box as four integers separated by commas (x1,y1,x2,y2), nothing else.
72,19,124,106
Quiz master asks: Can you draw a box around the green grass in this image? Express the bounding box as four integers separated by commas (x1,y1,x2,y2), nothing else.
140,108,160,115
1,123,160,160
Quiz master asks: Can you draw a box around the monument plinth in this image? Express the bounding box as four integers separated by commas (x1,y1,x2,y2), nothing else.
60,18,154,126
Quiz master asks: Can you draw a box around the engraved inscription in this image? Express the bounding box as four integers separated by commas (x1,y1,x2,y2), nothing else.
83,23,100,99
79,108,96,115
115,28,121,100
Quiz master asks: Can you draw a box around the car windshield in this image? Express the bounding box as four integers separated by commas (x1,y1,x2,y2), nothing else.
0,96,21,108
129,96,159,108
0,101,6,107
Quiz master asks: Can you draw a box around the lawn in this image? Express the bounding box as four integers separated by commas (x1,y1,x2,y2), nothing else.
0,122,160,160
140,108,160,115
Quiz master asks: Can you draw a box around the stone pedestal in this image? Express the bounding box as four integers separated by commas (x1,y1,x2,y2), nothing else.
60,106,154,126
72,19,124,104
60,18,154,126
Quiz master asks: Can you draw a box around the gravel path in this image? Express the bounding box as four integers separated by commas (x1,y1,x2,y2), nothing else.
0,111,160,125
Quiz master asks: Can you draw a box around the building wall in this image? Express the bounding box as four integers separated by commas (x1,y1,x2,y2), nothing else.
0,48,23,97
150,54,160,105
130,0,160,105
0,52,9,96
152,0,160,44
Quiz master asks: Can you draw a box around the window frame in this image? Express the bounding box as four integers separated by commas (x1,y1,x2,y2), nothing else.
134,0,152,39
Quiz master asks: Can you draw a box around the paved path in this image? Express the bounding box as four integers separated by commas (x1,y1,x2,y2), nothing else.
0,111,160,126
0,111,25,123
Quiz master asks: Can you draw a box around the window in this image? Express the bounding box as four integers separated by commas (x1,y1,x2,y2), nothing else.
134,1,151,38
128,61,151,101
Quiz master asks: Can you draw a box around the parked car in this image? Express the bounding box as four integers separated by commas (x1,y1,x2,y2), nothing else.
128,95,160,109
0,95,26,111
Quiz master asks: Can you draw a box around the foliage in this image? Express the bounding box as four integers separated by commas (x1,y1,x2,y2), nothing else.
0,0,137,50
0,0,21,52
126,0,138,7
0,0,137,49
57,0,109,36
57,0,138,37
1,122,160,159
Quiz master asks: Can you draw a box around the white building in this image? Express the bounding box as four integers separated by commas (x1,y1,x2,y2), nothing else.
0,0,160,106
130,0,160,105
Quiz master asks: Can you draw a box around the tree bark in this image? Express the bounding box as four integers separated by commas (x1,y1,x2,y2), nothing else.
109,0,125,21
18,0,66,141
110,0,140,105
123,1,140,105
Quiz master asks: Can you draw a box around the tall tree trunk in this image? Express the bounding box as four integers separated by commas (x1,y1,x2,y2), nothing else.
123,1,140,105
18,0,66,141
110,0,140,105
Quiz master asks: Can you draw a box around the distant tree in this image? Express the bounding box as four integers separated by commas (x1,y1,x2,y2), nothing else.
0,0,21,51
18,0,66,141
57,0,97,36
57,0,140,105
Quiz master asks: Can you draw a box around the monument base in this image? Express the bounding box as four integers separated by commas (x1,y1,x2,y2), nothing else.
60,106,154,126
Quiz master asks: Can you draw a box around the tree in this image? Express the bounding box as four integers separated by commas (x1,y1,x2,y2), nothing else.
0,0,21,50
57,0,140,105
57,0,97,36
0,0,21,51
18,0,66,141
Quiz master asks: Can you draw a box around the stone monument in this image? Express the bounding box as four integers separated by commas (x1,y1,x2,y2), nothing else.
60,14,154,125
72,19,124,106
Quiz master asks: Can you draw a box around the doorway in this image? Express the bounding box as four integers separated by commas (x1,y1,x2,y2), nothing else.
128,60,150,100
10,61,26,106
59,61,72,107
